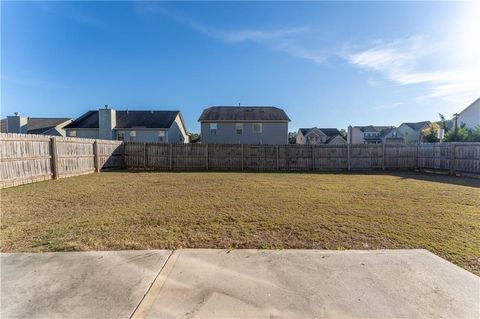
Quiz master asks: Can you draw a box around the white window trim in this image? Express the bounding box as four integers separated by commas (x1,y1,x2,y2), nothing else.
158,130,165,142
210,123,217,135
129,130,136,141
253,123,263,134
235,123,243,135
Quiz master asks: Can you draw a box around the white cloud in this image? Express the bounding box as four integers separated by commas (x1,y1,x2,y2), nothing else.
134,2,479,107
346,36,480,106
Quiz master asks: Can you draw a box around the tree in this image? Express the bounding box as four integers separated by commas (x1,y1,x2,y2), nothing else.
443,125,469,142
288,131,297,144
438,113,450,134
422,123,440,143
189,133,200,143
467,126,480,142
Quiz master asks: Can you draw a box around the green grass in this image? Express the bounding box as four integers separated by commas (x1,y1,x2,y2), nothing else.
1,171,479,275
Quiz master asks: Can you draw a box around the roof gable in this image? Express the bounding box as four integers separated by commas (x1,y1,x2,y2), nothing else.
198,106,290,122
27,118,72,131
305,128,325,137
318,128,342,137
379,127,403,138
401,121,431,131
459,97,480,116
298,127,341,137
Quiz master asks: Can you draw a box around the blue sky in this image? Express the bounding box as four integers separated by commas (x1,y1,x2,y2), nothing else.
2,1,479,133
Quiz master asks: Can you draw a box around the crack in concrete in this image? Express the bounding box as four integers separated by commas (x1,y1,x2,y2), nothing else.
129,250,176,319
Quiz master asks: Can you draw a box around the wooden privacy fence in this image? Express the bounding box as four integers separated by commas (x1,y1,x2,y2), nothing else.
123,142,480,175
0,133,123,188
1,134,479,188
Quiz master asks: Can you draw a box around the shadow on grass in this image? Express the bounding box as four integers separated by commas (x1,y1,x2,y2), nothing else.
386,171,480,188
102,169,480,188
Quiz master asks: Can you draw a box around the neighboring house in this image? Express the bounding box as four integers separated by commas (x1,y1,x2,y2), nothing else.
64,106,189,143
198,106,290,144
456,98,480,129
347,125,405,144
397,121,431,144
296,127,346,145
0,114,72,136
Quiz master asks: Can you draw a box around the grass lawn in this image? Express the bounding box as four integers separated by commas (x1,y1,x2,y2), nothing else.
1,171,479,275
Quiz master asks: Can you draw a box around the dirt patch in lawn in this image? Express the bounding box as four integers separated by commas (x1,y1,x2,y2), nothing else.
1,171,479,275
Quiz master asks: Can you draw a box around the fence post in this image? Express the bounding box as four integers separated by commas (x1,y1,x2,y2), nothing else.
206,144,209,170
396,144,400,169
121,142,126,169
169,144,173,170
276,145,279,171
347,144,351,171
50,137,59,179
241,144,244,171
381,144,385,171
143,142,147,170
415,144,419,171
311,145,315,171
93,140,100,172
449,143,456,175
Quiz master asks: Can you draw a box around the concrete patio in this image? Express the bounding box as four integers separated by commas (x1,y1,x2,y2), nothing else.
1,249,479,319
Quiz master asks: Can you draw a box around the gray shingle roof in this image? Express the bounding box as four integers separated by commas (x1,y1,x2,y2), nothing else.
299,128,310,135
379,127,403,138
198,106,290,122
318,128,342,137
65,111,180,129
402,121,431,131
358,125,393,133
0,117,71,134
300,128,342,137
27,118,71,133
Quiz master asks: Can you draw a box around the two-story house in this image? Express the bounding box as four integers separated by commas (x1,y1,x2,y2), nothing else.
64,106,189,143
347,125,404,144
296,128,346,145
397,121,431,144
457,98,479,129
198,106,290,144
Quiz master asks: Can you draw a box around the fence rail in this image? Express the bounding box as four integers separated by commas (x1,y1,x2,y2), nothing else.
0,133,123,188
1,133,479,188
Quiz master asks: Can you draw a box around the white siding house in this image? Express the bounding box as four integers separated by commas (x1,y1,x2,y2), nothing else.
457,98,480,129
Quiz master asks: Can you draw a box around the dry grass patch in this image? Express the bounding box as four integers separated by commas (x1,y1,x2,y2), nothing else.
1,171,479,275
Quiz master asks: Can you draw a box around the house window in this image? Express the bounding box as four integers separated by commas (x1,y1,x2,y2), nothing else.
253,123,262,134
129,131,136,141
117,131,125,141
158,131,165,142
210,123,217,135
235,123,243,135
69,130,77,137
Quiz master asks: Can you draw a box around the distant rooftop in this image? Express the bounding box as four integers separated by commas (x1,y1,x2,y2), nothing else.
402,121,431,131
65,110,181,129
299,128,342,137
198,106,290,122
0,117,71,134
